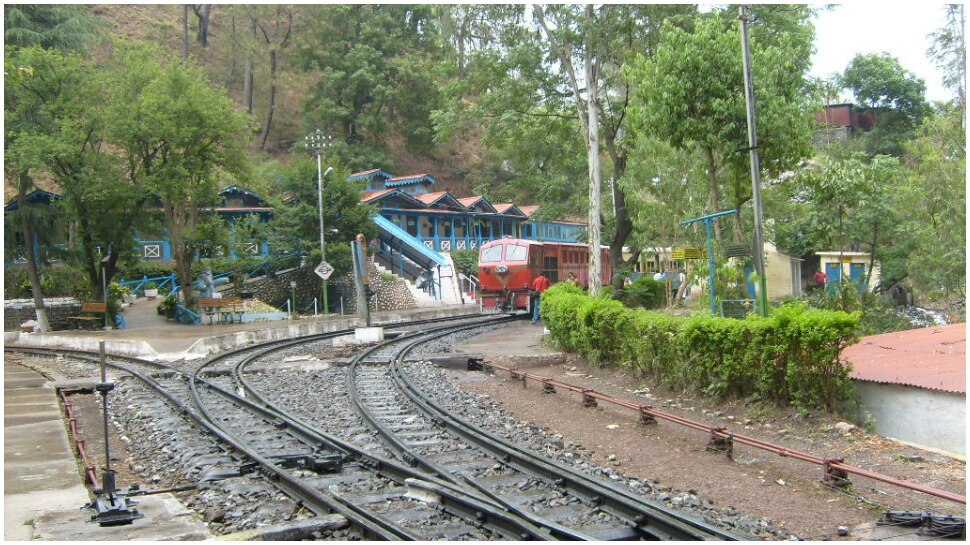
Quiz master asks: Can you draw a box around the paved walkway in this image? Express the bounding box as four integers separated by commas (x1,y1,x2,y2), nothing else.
10,299,482,359
4,357,89,540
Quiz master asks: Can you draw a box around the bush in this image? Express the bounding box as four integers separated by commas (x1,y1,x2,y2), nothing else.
541,287,860,411
449,249,478,276
616,276,666,309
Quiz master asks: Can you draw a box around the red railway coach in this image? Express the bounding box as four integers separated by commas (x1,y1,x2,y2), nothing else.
477,238,611,310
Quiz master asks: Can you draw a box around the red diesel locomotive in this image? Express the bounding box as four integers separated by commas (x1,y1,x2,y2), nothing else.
477,238,611,310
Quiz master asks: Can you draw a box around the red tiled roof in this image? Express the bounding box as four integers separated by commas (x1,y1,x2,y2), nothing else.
416,191,449,204
842,324,966,394
350,168,381,177
458,196,485,206
519,205,540,216
493,203,514,213
360,189,394,202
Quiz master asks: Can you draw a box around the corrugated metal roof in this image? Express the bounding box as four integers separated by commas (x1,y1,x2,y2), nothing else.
843,324,966,394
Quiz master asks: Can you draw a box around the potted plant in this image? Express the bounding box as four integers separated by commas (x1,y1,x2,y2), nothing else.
144,281,158,300
156,295,177,319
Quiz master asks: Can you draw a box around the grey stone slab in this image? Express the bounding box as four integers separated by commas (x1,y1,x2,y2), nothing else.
32,493,211,541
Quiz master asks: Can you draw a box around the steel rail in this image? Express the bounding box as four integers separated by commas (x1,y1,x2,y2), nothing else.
190,315,556,541
386,321,743,541
340,316,604,540
480,360,966,506
9,347,412,540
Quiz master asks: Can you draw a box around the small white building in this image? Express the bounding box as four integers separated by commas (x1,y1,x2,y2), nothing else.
843,324,965,458
815,251,880,292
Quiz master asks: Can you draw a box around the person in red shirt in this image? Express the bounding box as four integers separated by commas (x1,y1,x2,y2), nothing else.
531,274,550,323
814,269,827,291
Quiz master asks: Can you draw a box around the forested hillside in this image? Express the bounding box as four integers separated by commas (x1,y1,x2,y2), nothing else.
5,4,966,320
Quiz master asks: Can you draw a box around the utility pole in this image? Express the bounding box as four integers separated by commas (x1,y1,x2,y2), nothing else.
739,5,769,317
305,129,333,315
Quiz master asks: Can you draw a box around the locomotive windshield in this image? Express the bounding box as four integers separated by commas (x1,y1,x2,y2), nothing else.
506,244,528,261
480,244,503,263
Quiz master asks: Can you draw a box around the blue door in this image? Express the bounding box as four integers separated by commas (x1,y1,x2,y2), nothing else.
825,262,841,292
850,263,866,291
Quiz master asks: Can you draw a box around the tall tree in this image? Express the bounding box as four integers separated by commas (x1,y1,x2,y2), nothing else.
900,106,966,300
4,4,102,51
254,5,293,151
295,5,446,165
106,44,252,306
928,4,966,118
628,8,816,244
4,6,102,332
435,5,697,289
533,5,604,294
192,4,212,47
264,158,377,275
841,53,931,156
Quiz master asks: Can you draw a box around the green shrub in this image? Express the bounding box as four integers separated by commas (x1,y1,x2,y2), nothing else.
616,276,666,309
449,249,478,276
541,288,860,411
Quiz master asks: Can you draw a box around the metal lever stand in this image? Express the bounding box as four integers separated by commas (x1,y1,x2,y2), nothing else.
85,341,143,526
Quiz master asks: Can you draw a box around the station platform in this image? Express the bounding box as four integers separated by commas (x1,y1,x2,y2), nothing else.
5,298,482,361
4,357,90,540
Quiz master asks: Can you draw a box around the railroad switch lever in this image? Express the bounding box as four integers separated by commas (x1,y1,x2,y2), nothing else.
467,358,484,371
86,341,143,526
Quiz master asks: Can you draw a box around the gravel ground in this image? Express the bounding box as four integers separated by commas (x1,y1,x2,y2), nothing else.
437,347,965,540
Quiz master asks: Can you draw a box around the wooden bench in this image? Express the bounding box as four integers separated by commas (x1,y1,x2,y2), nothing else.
198,297,244,325
67,302,107,330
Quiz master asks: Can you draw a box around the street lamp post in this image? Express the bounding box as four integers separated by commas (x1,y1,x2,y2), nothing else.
305,129,333,315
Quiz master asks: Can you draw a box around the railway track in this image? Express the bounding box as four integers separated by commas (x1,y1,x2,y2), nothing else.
10,313,743,540
10,320,551,540
233,315,742,540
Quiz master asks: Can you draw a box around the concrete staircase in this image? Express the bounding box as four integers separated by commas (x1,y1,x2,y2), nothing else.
372,260,439,307
373,254,470,307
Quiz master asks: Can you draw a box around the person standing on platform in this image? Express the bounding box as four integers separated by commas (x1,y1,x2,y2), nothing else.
531,273,551,324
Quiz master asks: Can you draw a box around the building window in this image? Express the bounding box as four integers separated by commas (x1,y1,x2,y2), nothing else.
144,245,161,259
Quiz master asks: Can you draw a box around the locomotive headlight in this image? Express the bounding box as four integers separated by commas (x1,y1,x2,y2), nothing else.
495,265,508,274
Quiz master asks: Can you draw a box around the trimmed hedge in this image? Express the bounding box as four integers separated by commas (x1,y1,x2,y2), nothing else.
541,283,860,411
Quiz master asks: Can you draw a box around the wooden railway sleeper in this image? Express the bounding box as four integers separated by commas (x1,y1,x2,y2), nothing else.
582,389,597,407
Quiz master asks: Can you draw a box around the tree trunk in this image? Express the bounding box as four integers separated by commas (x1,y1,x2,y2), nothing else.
17,177,50,332
583,5,602,296
243,16,255,114
193,4,212,46
228,13,238,86
604,133,633,290
258,48,277,151
182,5,190,60
705,147,723,245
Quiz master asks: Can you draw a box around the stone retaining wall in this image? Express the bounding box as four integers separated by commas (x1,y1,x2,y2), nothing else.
4,298,81,331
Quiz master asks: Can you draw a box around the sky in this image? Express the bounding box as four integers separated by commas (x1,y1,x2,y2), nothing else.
810,3,953,102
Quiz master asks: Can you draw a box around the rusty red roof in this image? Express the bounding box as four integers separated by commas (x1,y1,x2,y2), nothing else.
415,191,449,204
842,324,966,394
360,189,394,202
